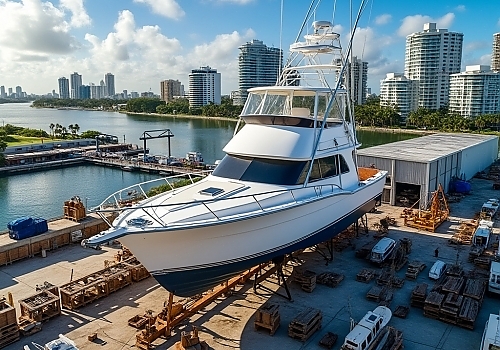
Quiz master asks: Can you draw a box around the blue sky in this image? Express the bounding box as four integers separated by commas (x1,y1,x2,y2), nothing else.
0,0,498,96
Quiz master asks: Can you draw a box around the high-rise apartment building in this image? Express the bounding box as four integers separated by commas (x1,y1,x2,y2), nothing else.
104,73,115,97
349,56,368,105
15,86,22,98
0,86,5,98
405,23,463,110
80,85,91,99
188,66,221,108
8,88,12,97
236,39,282,105
58,77,70,99
379,73,419,120
90,83,101,99
492,33,500,72
160,79,182,103
70,72,82,99
449,65,500,117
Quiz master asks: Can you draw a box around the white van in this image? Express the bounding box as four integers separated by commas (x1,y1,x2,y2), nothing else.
488,261,500,295
429,260,447,280
370,237,396,264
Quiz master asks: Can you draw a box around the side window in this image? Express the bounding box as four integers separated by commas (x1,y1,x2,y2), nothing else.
339,155,350,173
309,160,322,181
367,333,372,344
318,156,338,178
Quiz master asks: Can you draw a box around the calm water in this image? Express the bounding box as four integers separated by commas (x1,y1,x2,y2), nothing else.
0,103,419,229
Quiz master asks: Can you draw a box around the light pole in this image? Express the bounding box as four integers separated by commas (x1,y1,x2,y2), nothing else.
85,197,90,215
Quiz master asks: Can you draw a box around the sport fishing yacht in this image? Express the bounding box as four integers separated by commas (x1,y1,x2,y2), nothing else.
84,1,387,297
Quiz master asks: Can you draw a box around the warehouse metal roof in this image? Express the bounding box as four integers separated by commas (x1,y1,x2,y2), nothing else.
357,133,498,163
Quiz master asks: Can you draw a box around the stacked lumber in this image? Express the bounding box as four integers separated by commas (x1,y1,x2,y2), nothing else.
254,303,280,336
316,272,344,288
423,291,445,319
446,264,464,277
410,283,428,308
406,261,426,279
420,276,485,329
356,268,376,283
293,269,316,293
449,220,478,245
288,308,322,342
0,299,19,349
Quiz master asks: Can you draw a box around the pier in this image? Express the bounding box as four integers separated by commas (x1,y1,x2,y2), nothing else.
0,150,207,176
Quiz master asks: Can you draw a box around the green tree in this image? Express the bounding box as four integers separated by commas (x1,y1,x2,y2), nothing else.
0,129,7,166
126,98,165,113
80,130,101,139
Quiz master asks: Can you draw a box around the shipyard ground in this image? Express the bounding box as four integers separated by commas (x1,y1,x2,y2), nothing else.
2,177,500,350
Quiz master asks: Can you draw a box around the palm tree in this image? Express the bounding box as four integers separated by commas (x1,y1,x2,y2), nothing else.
74,124,80,137
49,123,55,139
61,127,68,139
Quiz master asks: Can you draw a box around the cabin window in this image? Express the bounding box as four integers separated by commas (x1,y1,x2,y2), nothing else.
296,155,349,183
242,93,265,115
367,333,372,344
212,155,308,185
261,94,289,115
339,155,349,173
491,274,496,283
361,340,367,350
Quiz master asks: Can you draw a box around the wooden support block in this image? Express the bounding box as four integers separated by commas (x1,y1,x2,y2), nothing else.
318,332,338,349
288,308,322,342
254,303,280,336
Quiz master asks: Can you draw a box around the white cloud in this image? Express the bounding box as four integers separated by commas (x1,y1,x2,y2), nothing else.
397,13,455,37
375,14,391,25
465,41,489,53
60,0,91,27
133,0,185,20
0,0,78,58
455,5,466,12
85,10,181,63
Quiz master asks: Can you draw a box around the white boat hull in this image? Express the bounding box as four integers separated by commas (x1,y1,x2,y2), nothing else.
117,175,385,296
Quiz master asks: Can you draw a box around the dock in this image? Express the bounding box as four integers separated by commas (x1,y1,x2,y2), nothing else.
0,214,111,265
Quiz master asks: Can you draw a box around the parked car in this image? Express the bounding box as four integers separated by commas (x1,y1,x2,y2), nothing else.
429,260,447,280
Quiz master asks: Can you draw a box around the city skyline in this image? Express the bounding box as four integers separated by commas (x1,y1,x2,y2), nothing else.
0,0,498,96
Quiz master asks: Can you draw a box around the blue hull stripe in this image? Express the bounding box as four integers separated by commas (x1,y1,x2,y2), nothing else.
152,196,378,297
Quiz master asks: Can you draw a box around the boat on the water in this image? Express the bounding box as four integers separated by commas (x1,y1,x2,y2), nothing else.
83,0,387,297
341,306,392,350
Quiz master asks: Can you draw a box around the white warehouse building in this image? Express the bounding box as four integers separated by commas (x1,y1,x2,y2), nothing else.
357,133,498,207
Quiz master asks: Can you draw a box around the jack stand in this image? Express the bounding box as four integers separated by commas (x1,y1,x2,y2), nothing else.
312,239,334,265
355,214,369,235
253,256,292,301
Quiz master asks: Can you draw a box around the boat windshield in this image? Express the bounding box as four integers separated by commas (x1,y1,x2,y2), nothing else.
242,90,345,122
212,155,308,185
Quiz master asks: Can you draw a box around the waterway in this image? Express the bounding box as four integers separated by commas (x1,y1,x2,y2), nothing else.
0,103,419,229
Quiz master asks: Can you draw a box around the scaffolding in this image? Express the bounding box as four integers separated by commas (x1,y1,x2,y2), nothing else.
403,184,449,232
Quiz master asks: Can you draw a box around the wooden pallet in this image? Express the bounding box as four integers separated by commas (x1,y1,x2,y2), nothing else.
441,276,465,294
288,308,322,342
366,285,387,302
393,305,410,319
294,269,317,293
406,261,426,279
457,297,479,330
0,323,20,349
411,283,428,308
254,303,280,336
317,272,344,288
356,268,376,283
463,279,486,304
318,332,338,349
